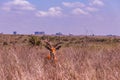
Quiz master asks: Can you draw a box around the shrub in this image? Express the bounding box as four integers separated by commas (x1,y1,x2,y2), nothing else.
3,41,8,45
28,36,41,46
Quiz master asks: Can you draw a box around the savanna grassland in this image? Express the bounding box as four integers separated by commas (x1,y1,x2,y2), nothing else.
0,34,120,80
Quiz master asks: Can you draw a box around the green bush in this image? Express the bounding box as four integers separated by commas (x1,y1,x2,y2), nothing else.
29,36,41,46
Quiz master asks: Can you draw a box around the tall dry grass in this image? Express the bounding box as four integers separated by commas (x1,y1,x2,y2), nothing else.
0,34,120,80
0,44,120,80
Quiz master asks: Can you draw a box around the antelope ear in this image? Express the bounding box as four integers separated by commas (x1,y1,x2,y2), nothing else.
45,45,51,51
56,45,61,50
54,42,62,47
44,40,52,48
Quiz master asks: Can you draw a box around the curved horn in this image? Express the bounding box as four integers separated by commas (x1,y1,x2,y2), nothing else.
54,42,62,48
44,40,52,51
54,42,63,50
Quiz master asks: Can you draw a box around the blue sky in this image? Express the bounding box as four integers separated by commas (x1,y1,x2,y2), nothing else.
0,0,120,35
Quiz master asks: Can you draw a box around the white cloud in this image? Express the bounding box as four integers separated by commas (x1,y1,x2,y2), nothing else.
62,2,85,8
86,7,98,12
36,11,48,17
90,0,104,6
1,0,35,11
62,1,103,16
36,7,63,17
1,0,63,17
1,0,104,17
72,8,89,15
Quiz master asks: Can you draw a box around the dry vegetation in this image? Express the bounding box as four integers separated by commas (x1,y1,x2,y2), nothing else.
0,34,120,80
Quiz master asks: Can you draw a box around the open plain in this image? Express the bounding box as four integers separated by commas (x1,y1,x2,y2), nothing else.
0,34,120,80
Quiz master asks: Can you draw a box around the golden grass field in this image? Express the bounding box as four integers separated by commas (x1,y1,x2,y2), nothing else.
0,34,120,80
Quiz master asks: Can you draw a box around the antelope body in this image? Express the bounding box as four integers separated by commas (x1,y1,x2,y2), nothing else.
44,41,62,62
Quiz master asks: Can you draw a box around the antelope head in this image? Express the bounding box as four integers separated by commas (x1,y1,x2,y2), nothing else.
44,41,62,62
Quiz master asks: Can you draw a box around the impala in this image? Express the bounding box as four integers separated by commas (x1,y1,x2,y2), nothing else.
44,41,62,62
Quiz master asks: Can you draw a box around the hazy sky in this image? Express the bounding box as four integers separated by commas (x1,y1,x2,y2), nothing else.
0,0,120,35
